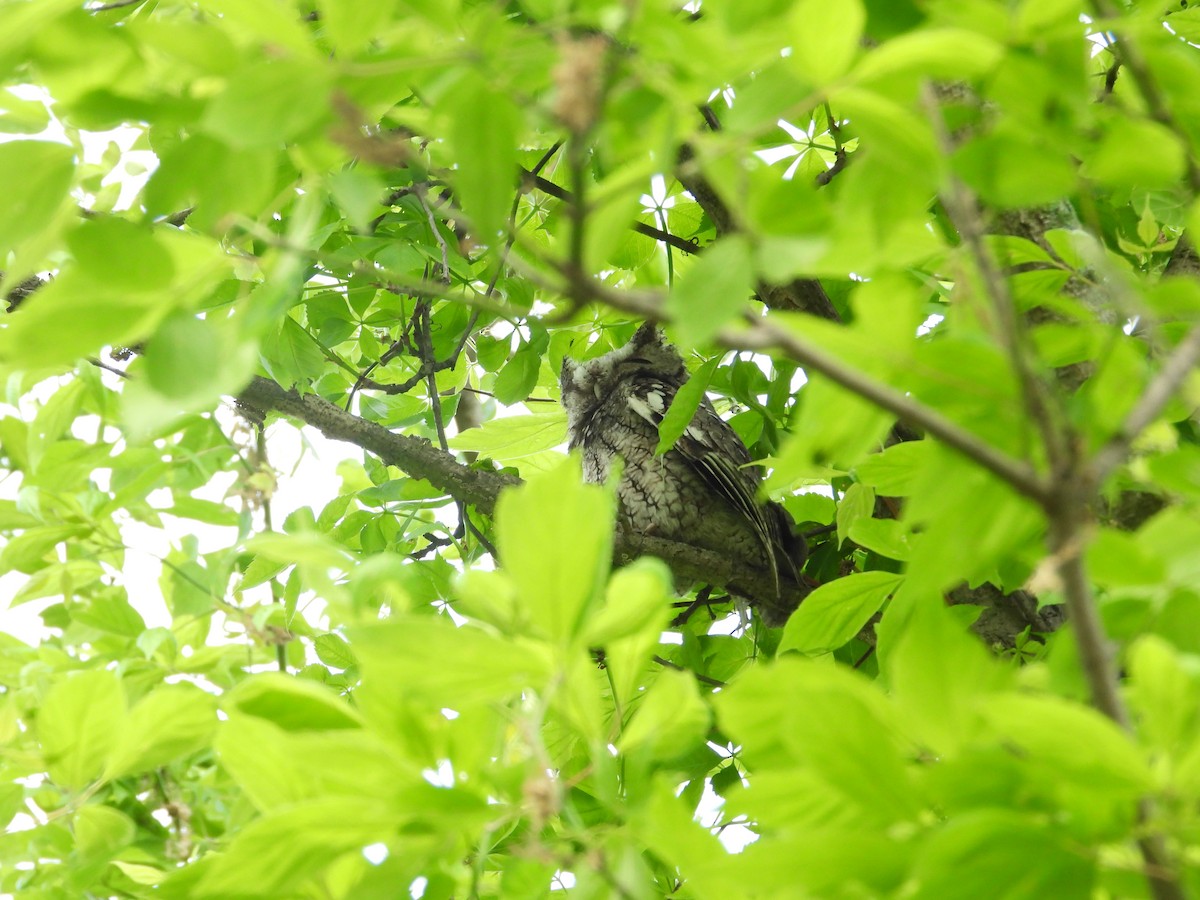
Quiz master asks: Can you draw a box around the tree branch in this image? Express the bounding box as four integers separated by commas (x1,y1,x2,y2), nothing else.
521,169,701,257
731,316,1053,503
237,376,519,516
1091,322,1200,482
235,376,808,611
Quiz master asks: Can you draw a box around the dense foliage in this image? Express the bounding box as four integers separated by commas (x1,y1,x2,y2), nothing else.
2,0,1200,897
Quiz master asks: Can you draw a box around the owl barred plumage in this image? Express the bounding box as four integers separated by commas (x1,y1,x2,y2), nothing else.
559,323,806,625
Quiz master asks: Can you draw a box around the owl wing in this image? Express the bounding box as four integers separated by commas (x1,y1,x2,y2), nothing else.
624,376,795,594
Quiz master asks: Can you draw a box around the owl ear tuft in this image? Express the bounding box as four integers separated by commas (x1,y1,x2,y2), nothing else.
631,321,663,348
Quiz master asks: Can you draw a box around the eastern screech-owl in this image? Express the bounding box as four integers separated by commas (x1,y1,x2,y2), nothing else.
559,323,805,625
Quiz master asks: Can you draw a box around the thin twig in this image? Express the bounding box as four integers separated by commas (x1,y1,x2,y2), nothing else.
1089,0,1200,194
652,655,725,689
522,170,701,256
1091,323,1200,481
921,81,1068,471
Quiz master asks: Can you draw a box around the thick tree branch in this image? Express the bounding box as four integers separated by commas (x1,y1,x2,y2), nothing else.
238,376,519,516
235,376,807,610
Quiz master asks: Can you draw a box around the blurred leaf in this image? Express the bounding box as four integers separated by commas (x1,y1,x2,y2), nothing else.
983,693,1152,792
619,668,710,759
667,236,754,347
38,670,126,789
350,618,552,707
201,58,331,147
446,74,519,240
790,0,864,83
910,811,1093,900
880,592,1010,753
194,799,398,898
0,140,73,257
225,674,363,732
495,457,614,641
106,684,217,778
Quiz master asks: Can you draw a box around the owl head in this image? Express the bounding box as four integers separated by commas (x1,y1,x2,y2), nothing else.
559,323,685,422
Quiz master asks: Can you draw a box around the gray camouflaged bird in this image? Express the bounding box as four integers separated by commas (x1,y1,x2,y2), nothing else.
559,323,806,625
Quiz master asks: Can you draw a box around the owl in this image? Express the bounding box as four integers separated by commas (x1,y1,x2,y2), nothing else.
559,323,806,625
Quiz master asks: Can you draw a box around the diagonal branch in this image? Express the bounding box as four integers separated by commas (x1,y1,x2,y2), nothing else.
1091,323,1200,482
533,265,1053,505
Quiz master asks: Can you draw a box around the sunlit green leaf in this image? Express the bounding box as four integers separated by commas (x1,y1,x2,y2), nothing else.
38,670,126,789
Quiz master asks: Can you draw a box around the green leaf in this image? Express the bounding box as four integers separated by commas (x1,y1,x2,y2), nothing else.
769,380,893,489
852,28,1002,81
983,693,1152,792
446,74,519,241
225,673,363,732
618,669,710,759
260,317,327,388
314,633,357,670
74,805,136,862
1086,118,1185,191
655,356,721,455
0,524,89,575
215,714,420,812
1127,635,1199,755
852,441,931,496
144,135,276,227
448,409,568,463
0,87,50,133
666,236,754,347
586,559,673,710
37,669,126,789
0,139,74,256
953,125,1076,208
66,218,175,292
0,270,168,371
105,684,217,778
790,0,865,83
836,482,875,548
201,58,331,147
716,658,921,823
328,167,385,232
880,592,1009,753
316,0,398,54
495,457,614,641
194,799,398,898
350,618,552,708
912,811,1094,899
166,495,242,527
778,571,902,655
492,345,542,405
848,518,911,560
